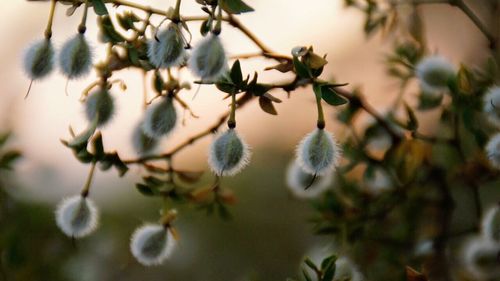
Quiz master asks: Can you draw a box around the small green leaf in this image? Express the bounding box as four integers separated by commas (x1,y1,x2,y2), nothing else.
293,56,312,79
91,132,104,160
303,257,318,272
0,151,21,170
321,86,348,106
67,116,99,148
136,184,155,196
219,0,254,14
99,15,126,43
405,102,419,131
259,96,278,115
91,0,108,16
230,60,243,86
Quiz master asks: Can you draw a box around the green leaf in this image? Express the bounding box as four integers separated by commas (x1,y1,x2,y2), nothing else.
117,11,140,30
258,96,278,115
230,60,243,86
302,269,313,281
127,45,139,65
219,0,254,14
136,184,155,196
303,257,318,272
293,56,312,79
99,15,126,43
404,102,419,131
0,132,11,148
0,150,21,170
67,116,99,148
91,132,104,159
91,0,108,16
321,86,348,106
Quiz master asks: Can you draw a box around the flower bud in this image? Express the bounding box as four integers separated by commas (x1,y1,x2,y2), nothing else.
148,24,185,68
463,237,500,280
188,34,227,81
482,205,500,242
208,129,250,176
59,34,93,79
286,161,333,199
142,96,177,138
130,224,176,266
415,55,455,94
334,257,364,281
486,133,500,169
55,195,99,238
85,88,115,127
296,129,341,176
23,38,55,80
132,122,159,155
483,87,500,128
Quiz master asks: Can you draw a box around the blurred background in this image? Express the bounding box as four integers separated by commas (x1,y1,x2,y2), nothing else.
0,0,499,280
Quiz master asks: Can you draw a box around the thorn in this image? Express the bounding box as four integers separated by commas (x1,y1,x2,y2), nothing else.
24,80,34,99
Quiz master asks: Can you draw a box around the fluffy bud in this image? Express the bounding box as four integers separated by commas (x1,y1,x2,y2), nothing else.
462,237,500,280
132,122,159,155
485,133,500,169
85,88,115,127
188,34,227,81
142,97,177,138
55,195,99,238
365,168,392,194
334,257,364,281
208,129,250,176
59,34,93,79
482,205,500,242
148,24,185,68
23,38,55,80
130,224,176,266
415,55,455,94
286,161,333,199
296,129,341,176
483,87,500,128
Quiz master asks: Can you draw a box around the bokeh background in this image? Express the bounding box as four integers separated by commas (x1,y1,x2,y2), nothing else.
0,0,498,280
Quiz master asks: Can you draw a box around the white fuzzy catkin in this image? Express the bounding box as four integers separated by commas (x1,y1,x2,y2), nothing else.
130,224,176,266
296,129,341,176
462,237,500,280
482,205,500,242
334,257,364,281
85,88,115,127
132,122,159,155
55,195,99,238
286,161,333,199
485,133,500,169
208,129,250,176
148,24,185,68
188,34,227,81
59,34,93,79
23,38,55,80
365,168,392,194
415,55,455,94
483,87,500,128
142,96,177,138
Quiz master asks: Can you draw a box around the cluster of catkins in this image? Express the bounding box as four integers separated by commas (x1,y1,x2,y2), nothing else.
415,56,500,279
415,56,500,171
24,31,93,84
23,2,344,266
461,204,500,280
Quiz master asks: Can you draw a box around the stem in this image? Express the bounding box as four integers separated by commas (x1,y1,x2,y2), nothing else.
44,0,57,39
228,92,236,128
172,0,182,23
450,0,497,49
78,0,89,34
316,93,325,129
81,161,97,197
213,4,222,35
